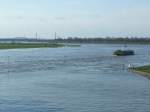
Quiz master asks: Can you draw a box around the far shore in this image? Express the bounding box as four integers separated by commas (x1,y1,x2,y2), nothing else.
0,43,65,49
0,43,82,50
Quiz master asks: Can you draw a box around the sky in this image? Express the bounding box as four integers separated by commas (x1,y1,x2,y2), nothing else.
0,0,150,38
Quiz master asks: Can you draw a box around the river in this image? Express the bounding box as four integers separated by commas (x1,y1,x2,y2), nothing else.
0,44,150,112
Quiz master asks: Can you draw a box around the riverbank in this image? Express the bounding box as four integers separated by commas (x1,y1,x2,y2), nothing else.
0,43,65,49
129,65,150,79
2,37,150,44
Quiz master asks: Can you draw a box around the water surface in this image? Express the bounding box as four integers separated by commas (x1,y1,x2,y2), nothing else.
0,44,150,112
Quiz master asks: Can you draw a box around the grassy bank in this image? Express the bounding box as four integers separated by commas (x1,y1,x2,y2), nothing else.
0,43,65,49
130,65,150,79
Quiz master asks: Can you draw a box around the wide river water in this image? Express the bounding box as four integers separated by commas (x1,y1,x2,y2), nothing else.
0,44,150,112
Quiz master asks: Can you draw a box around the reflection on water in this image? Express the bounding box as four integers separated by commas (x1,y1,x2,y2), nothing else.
0,44,150,112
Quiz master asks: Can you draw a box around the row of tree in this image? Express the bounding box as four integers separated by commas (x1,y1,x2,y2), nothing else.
53,37,150,44
1,37,150,44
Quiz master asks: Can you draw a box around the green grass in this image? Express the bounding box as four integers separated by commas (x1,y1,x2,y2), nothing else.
130,65,150,78
0,43,65,49
133,65,150,73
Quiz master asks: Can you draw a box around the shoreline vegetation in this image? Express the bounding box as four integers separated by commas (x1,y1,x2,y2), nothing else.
0,43,81,49
129,65,150,79
1,37,150,44
0,37,149,49
0,43,65,49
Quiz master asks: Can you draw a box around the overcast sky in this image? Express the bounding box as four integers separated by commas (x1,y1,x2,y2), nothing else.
0,0,150,38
